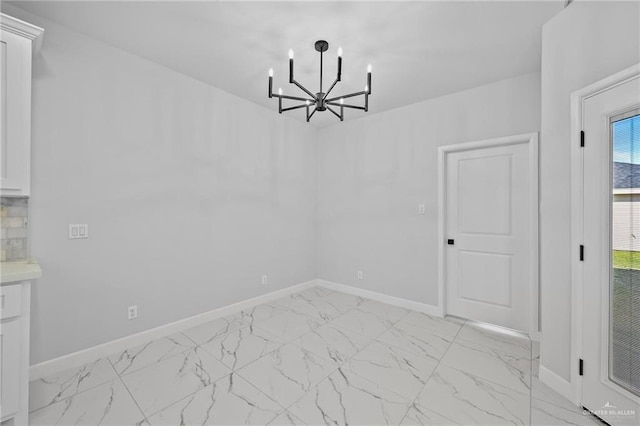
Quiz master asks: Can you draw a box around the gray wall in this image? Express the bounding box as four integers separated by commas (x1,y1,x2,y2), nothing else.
7,7,318,365
316,72,541,306
540,0,640,381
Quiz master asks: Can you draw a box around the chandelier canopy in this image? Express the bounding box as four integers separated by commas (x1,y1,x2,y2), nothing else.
268,40,372,122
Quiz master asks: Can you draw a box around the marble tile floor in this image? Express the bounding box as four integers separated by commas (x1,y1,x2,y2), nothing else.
28,287,603,425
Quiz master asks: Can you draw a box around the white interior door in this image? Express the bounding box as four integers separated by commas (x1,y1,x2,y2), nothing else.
444,135,536,333
582,73,640,425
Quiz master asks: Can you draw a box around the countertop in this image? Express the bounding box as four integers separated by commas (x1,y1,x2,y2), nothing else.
0,258,42,284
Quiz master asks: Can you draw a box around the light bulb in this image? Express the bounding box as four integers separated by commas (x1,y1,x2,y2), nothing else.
305,100,310,106
278,88,283,95
269,68,273,77
340,98,344,105
338,47,343,57
288,49,294,59
365,84,368,92
367,64,372,73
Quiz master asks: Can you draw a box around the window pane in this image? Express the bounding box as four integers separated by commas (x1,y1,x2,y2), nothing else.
611,112,640,397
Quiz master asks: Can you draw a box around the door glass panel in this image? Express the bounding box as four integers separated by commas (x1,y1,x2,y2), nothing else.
611,112,640,397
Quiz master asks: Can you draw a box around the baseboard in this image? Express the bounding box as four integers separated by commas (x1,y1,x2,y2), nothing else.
29,280,316,381
316,279,443,317
539,364,578,405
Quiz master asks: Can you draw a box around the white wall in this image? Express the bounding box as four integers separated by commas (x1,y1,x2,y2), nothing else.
4,6,317,365
316,73,541,307
540,0,640,383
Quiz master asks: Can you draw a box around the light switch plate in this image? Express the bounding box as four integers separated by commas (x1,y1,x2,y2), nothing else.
68,224,89,239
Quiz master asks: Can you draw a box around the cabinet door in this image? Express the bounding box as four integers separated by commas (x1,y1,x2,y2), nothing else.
0,28,31,196
0,319,21,418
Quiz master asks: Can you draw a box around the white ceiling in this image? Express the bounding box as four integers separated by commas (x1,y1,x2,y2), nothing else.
7,1,564,127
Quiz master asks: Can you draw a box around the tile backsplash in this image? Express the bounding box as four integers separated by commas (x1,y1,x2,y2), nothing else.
1,197,28,261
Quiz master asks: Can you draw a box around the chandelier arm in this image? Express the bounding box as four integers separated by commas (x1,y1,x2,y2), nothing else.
323,78,340,99
276,93,316,103
325,91,367,103
326,106,343,121
307,106,318,122
327,102,366,111
281,104,309,113
292,79,317,99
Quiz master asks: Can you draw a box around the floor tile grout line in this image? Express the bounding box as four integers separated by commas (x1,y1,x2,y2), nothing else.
229,317,336,374
28,358,122,414
373,325,462,364
231,369,293,417
235,297,388,420
116,351,208,420
278,305,445,423
116,344,215,380
138,375,214,420
180,329,201,347
435,326,535,400
116,374,149,424
123,356,250,421
109,337,198,378
234,360,343,418
193,324,289,372
27,377,111,415
272,360,344,417
294,305,427,414
396,318,467,424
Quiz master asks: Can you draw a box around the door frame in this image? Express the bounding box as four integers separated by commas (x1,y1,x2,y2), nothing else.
570,63,640,406
437,132,539,339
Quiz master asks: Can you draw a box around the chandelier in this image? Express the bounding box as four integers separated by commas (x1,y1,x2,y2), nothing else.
268,40,372,122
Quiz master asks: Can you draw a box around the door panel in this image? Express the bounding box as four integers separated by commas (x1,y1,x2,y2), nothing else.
445,141,530,332
458,250,512,307
582,73,640,425
459,154,512,235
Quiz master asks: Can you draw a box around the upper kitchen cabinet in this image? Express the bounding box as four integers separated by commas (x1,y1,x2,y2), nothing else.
0,14,43,197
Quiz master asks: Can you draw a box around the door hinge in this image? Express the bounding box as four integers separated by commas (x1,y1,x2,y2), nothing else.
580,130,585,147
579,359,584,376
580,245,584,261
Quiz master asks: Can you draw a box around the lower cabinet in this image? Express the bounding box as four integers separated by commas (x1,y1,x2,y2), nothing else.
0,282,31,426
1,320,21,419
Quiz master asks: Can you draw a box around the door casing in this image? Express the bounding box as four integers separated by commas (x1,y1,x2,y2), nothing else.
437,132,539,339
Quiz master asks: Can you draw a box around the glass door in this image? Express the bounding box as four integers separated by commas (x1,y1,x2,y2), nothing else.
582,72,640,426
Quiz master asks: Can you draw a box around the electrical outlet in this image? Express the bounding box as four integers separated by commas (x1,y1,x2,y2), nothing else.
418,204,426,214
357,270,364,280
68,224,89,239
262,275,268,285
128,305,138,320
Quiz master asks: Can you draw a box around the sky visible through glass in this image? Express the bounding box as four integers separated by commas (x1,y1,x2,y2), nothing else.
613,114,640,164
